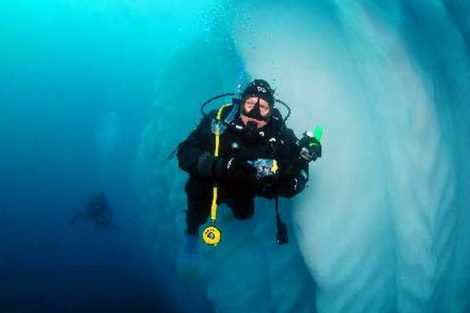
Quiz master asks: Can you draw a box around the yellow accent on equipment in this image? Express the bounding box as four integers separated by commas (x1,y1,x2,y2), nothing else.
272,160,278,174
202,104,231,246
202,225,222,245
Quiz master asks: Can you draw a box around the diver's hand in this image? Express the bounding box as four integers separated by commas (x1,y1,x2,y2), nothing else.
213,157,256,183
299,137,322,163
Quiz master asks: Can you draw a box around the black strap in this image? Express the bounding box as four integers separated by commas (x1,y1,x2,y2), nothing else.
200,93,236,117
166,145,179,160
275,197,280,217
275,197,289,245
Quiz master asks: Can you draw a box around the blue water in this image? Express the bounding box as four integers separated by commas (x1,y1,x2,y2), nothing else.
1,1,470,313
1,1,175,312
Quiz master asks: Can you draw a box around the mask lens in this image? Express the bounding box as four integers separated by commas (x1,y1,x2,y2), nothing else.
244,97,267,121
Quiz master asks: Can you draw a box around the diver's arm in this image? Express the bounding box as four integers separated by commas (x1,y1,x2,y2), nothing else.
176,115,214,177
276,161,309,198
275,126,310,197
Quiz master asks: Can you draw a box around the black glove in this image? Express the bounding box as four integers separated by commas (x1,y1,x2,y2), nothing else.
299,137,322,163
212,157,257,183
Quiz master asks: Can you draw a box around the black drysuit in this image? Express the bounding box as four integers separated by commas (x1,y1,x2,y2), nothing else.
177,104,308,235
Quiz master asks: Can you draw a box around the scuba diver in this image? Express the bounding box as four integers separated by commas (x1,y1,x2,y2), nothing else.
70,192,113,228
176,79,322,256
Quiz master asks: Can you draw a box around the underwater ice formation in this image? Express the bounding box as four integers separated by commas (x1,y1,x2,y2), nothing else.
138,1,470,312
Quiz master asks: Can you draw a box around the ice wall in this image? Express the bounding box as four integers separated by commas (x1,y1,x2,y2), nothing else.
231,1,470,313
138,1,470,313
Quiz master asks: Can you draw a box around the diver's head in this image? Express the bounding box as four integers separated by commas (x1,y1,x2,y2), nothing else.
240,79,275,129
242,79,275,106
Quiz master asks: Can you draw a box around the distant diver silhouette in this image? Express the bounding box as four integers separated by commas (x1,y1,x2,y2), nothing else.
70,192,113,228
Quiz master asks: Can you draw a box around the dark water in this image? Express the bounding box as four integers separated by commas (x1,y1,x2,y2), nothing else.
0,1,178,312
